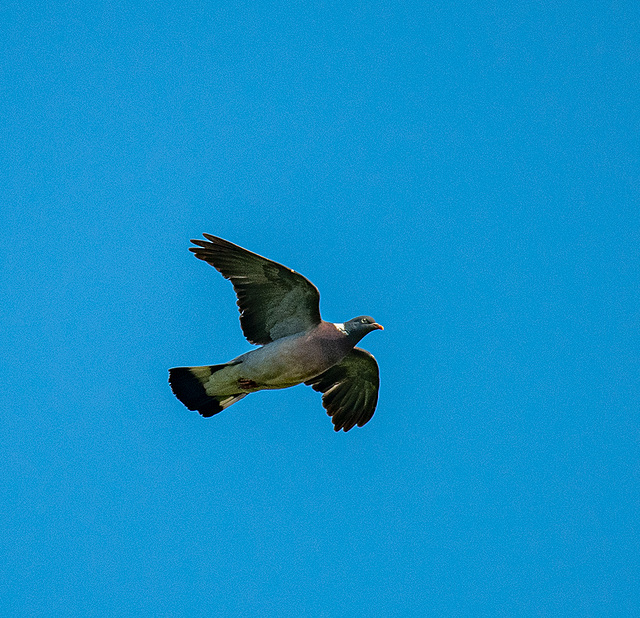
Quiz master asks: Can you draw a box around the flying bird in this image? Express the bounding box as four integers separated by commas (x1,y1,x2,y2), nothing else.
169,234,383,432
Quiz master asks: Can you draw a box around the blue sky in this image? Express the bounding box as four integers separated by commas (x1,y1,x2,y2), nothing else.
2,1,639,615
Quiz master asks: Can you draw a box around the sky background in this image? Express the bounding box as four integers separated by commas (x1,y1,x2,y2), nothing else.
2,1,639,616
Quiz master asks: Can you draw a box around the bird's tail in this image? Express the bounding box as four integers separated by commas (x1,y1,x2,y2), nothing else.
169,364,247,418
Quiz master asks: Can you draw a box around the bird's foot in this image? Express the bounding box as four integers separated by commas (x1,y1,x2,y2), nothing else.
238,378,258,390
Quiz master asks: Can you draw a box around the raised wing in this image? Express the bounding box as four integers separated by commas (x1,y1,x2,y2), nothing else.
190,234,322,345
304,348,380,432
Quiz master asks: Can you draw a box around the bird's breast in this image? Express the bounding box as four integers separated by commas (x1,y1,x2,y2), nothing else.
239,327,351,388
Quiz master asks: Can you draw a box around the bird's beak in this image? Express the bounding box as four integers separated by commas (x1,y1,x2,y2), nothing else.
373,323,384,331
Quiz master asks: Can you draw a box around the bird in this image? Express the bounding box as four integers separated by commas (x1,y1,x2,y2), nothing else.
168,234,383,432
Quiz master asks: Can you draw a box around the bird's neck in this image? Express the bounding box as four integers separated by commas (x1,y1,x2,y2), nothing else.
332,322,365,345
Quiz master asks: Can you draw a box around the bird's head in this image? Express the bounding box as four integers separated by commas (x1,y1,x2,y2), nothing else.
341,316,384,343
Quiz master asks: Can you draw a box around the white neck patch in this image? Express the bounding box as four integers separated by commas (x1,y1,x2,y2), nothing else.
334,322,348,335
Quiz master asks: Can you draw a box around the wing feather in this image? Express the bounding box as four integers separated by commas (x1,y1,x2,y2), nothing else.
304,348,380,432
190,234,321,344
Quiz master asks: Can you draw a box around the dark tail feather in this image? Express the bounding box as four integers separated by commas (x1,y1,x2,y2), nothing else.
168,364,246,418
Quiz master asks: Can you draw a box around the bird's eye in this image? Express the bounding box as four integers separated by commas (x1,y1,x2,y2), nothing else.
361,318,367,323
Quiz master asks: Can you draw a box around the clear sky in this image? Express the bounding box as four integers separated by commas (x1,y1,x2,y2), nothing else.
2,1,639,616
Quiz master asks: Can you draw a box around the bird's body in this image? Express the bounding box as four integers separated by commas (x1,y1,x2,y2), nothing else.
231,321,353,390
169,234,383,432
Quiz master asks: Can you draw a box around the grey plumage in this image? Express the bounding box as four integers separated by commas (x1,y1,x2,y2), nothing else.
169,234,383,432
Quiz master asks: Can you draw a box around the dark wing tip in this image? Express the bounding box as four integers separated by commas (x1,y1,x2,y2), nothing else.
189,239,209,248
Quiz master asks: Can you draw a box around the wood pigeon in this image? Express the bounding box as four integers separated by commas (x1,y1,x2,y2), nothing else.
169,234,383,432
